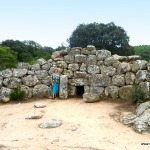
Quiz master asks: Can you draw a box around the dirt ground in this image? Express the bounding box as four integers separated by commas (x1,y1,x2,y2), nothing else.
0,98,150,150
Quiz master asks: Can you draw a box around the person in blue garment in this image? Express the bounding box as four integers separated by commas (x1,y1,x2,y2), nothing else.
50,69,60,99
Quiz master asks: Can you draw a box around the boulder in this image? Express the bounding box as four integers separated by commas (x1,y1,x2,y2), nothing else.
41,76,51,86
54,57,64,61
35,70,48,80
74,71,87,78
3,77,22,88
0,87,12,100
68,63,79,71
125,72,135,85
84,86,90,93
64,55,74,63
131,60,147,72
91,49,97,55
74,54,87,63
59,75,68,99
56,61,67,69
135,70,148,84
117,62,131,74
101,66,116,76
80,63,87,72
13,69,28,77
112,60,121,69
1,69,12,78
105,86,119,99
34,103,46,108
112,54,128,61
127,55,141,61
68,86,76,96
104,56,115,66
83,93,100,103
36,58,47,65
87,55,97,65
81,48,91,55
97,60,103,65
17,62,31,69
90,74,111,87
33,84,51,98
139,82,150,99
90,86,104,96
22,75,39,87
28,70,35,75
112,75,125,86
0,80,3,88
31,63,41,71
96,50,111,61
119,85,133,100
48,59,53,63
42,63,51,70
39,119,62,128
21,85,33,99
86,45,96,51
63,69,73,78
1,97,10,103
87,65,100,74
68,47,81,56
69,78,88,86
51,51,61,59
147,63,150,71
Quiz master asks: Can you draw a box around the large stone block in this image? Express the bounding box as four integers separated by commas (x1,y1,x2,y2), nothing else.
17,62,31,69
13,69,28,77
127,55,141,61
90,74,111,87
0,87,12,100
69,78,88,86
112,54,128,61
68,48,81,56
87,65,100,74
75,54,87,63
101,66,116,76
83,93,100,103
139,82,150,99
90,86,104,96
131,60,147,72
104,56,115,66
125,72,135,85
81,48,91,55
68,63,79,71
21,85,33,99
35,70,48,80
64,55,74,63
51,51,61,59
59,75,68,99
2,69,13,78
68,85,76,96
147,63,150,71
74,71,87,78
96,50,111,61
119,85,133,100
31,63,41,71
112,75,125,86
63,69,73,78
135,70,148,84
42,63,51,70
22,75,39,87
87,55,97,65
105,86,119,99
41,76,51,86
117,62,131,74
36,58,47,65
84,86,90,93
56,61,67,69
86,45,96,51
80,63,87,72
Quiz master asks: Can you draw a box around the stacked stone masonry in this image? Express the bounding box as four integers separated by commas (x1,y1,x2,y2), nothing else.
0,45,150,102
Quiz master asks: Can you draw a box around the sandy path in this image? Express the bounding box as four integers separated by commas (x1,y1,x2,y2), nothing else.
0,98,149,150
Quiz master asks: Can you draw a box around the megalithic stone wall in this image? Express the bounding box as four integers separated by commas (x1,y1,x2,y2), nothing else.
0,45,150,102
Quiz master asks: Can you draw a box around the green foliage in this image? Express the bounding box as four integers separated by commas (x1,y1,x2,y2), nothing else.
68,22,134,56
128,86,146,104
134,45,150,61
10,86,26,101
0,46,18,70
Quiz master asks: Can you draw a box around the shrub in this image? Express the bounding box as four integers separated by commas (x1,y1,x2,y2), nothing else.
128,85,146,104
10,86,26,101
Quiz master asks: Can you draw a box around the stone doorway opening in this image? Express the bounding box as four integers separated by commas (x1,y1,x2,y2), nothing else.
76,86,84,96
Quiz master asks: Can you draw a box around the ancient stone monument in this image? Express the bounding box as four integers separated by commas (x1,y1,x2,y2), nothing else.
0,45,150,102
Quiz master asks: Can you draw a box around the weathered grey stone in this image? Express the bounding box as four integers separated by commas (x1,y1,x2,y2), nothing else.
97,61,104,65
80,63,87,72
87,55,97,65
48,59,53,63
104,57,115,66
146,72,150,81
112,54,128,61
21,85,33,99
39,119,62,128
68,86,76,96
135,70,148,84
53,57,64,61
3,77,21,88
41,76,51,86
68,63,79,71
83,93,100,103
33,84,50,98
51,51,61,59
139,82,150,99
86,45,96,51
31,63,41,71
0,87,12,99
136,101,150,117
64,55,74,63
90,74,111,87
84,86,90,93
56,61,67,69
101,66,116,76
105,86,119,99
119,85,133,100
91,49,97,55
34,103,46,108
96,50,111,61
0,79,3,88
13,69,28,77
23,75,39,87
36,58,47,65
63,69,73,78
147,63,150,71
1,97,10,103
112,75,125,86
1,69,12,78
69,78,88,86
132,60,147,72
90,87,104,96
87,65,100,74
81,48,91,55
26,113,43,119
35,70,48,80
75,54,87,63
28,70,35,75
68,48,81,56
117,62,131,74
59,75,68,99
125,72,135,85
17,62,31,69
74,71,87,78
42,63,51,70
112,60,121,69
127,55,141,61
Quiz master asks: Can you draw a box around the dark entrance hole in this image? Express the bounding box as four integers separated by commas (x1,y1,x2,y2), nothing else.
76,86,84,96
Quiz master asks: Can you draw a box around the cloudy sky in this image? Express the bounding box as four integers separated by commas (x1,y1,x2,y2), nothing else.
0,0,150,48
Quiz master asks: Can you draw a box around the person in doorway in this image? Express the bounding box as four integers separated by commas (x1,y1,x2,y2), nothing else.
50,69,60,99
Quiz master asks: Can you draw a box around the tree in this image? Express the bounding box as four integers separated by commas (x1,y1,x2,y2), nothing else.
0,46,18,70
68,22,134,55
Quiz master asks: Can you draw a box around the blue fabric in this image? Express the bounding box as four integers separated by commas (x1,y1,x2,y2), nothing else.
52,83,59,94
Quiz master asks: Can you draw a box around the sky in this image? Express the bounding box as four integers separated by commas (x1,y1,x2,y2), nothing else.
0,0,150,48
